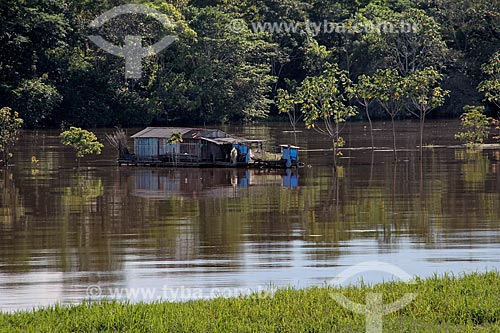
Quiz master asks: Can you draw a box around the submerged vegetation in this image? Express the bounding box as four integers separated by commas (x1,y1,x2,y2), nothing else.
60,127,103,167
2,272,500,332
455,106,493,147
0,107,23,166
286,64,357,167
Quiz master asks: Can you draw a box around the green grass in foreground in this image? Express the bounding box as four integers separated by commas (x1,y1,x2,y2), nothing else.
2,272,500,332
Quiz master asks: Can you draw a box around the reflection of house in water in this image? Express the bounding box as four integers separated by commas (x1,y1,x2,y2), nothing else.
130,169,298,199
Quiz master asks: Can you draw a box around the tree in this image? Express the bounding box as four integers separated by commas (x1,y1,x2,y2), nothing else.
276,88,303,146
371,69,407,160
455,106,492,147
425,0,499,62
0,107,23,167
407,67,450,156
167,131,183,144
478,51,500,110
360,6,449,76
155,6,276,124
60,127,103,168
295,64,357,168
13,77,62,128
350,75,377,149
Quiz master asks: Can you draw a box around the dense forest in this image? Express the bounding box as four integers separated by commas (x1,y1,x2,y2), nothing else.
0,0,499,128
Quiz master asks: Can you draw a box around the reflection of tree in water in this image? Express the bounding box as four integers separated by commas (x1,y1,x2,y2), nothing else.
300,160,455,248
449,149,500,230
5,138,500,287
0,172,24,226
61,175,104,214
0,171,123,278
303,167,393,246
455,150,490,186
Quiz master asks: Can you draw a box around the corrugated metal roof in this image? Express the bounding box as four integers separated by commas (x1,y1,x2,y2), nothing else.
200,137,266,145
131,127,261,144
200,137,240,145
131,127,216,139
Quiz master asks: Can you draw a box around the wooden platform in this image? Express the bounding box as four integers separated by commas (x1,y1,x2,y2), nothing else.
118,159,291,169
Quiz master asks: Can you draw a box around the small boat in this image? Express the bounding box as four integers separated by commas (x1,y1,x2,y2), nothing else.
118,127,299,169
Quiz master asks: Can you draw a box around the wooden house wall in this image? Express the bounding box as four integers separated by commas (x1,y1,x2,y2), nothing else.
135,138,159,159
134,137,230,162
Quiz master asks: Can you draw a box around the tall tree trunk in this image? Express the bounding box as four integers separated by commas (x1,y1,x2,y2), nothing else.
366,103,374,150
419,110,426,160
332,138,337,172
369,149,375,185
292,122,297,147
391,116,397,161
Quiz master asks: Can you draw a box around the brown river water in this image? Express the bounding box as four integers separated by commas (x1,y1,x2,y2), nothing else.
2,120,500,311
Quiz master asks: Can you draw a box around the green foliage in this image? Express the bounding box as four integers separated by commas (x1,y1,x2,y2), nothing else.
13,77,62,128
350,74,378,147
350,74,376,104
0,107,23,166
350,74,378,122
276,88,303,145
167,131,183,144
407,67,450,152
370,69,408,158
360,6,448,76
0,0,498,126
302,39,333,76
455,106,492,147
407,67,450,118
294,64,357,160
298,65,357,130
60,127,103,164
371,68,407,119
425,0,500,66
478,51,500,110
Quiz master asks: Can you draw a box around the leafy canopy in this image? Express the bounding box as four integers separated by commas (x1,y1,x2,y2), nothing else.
455,106,492,147
297,64,357,134
60,127,103,159
371,69,407,118
407,67,450,118
478,51,500,109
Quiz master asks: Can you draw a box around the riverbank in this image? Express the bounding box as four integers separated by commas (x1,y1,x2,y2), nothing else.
1,272,500,332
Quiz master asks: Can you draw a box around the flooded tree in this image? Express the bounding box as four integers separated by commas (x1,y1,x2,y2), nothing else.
371,69,407,161
0,107,23,167
350,75,377,149
276,88,303,146
407,67,450,157
60,127,103,168
295,64,357,169
455,106,492,147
